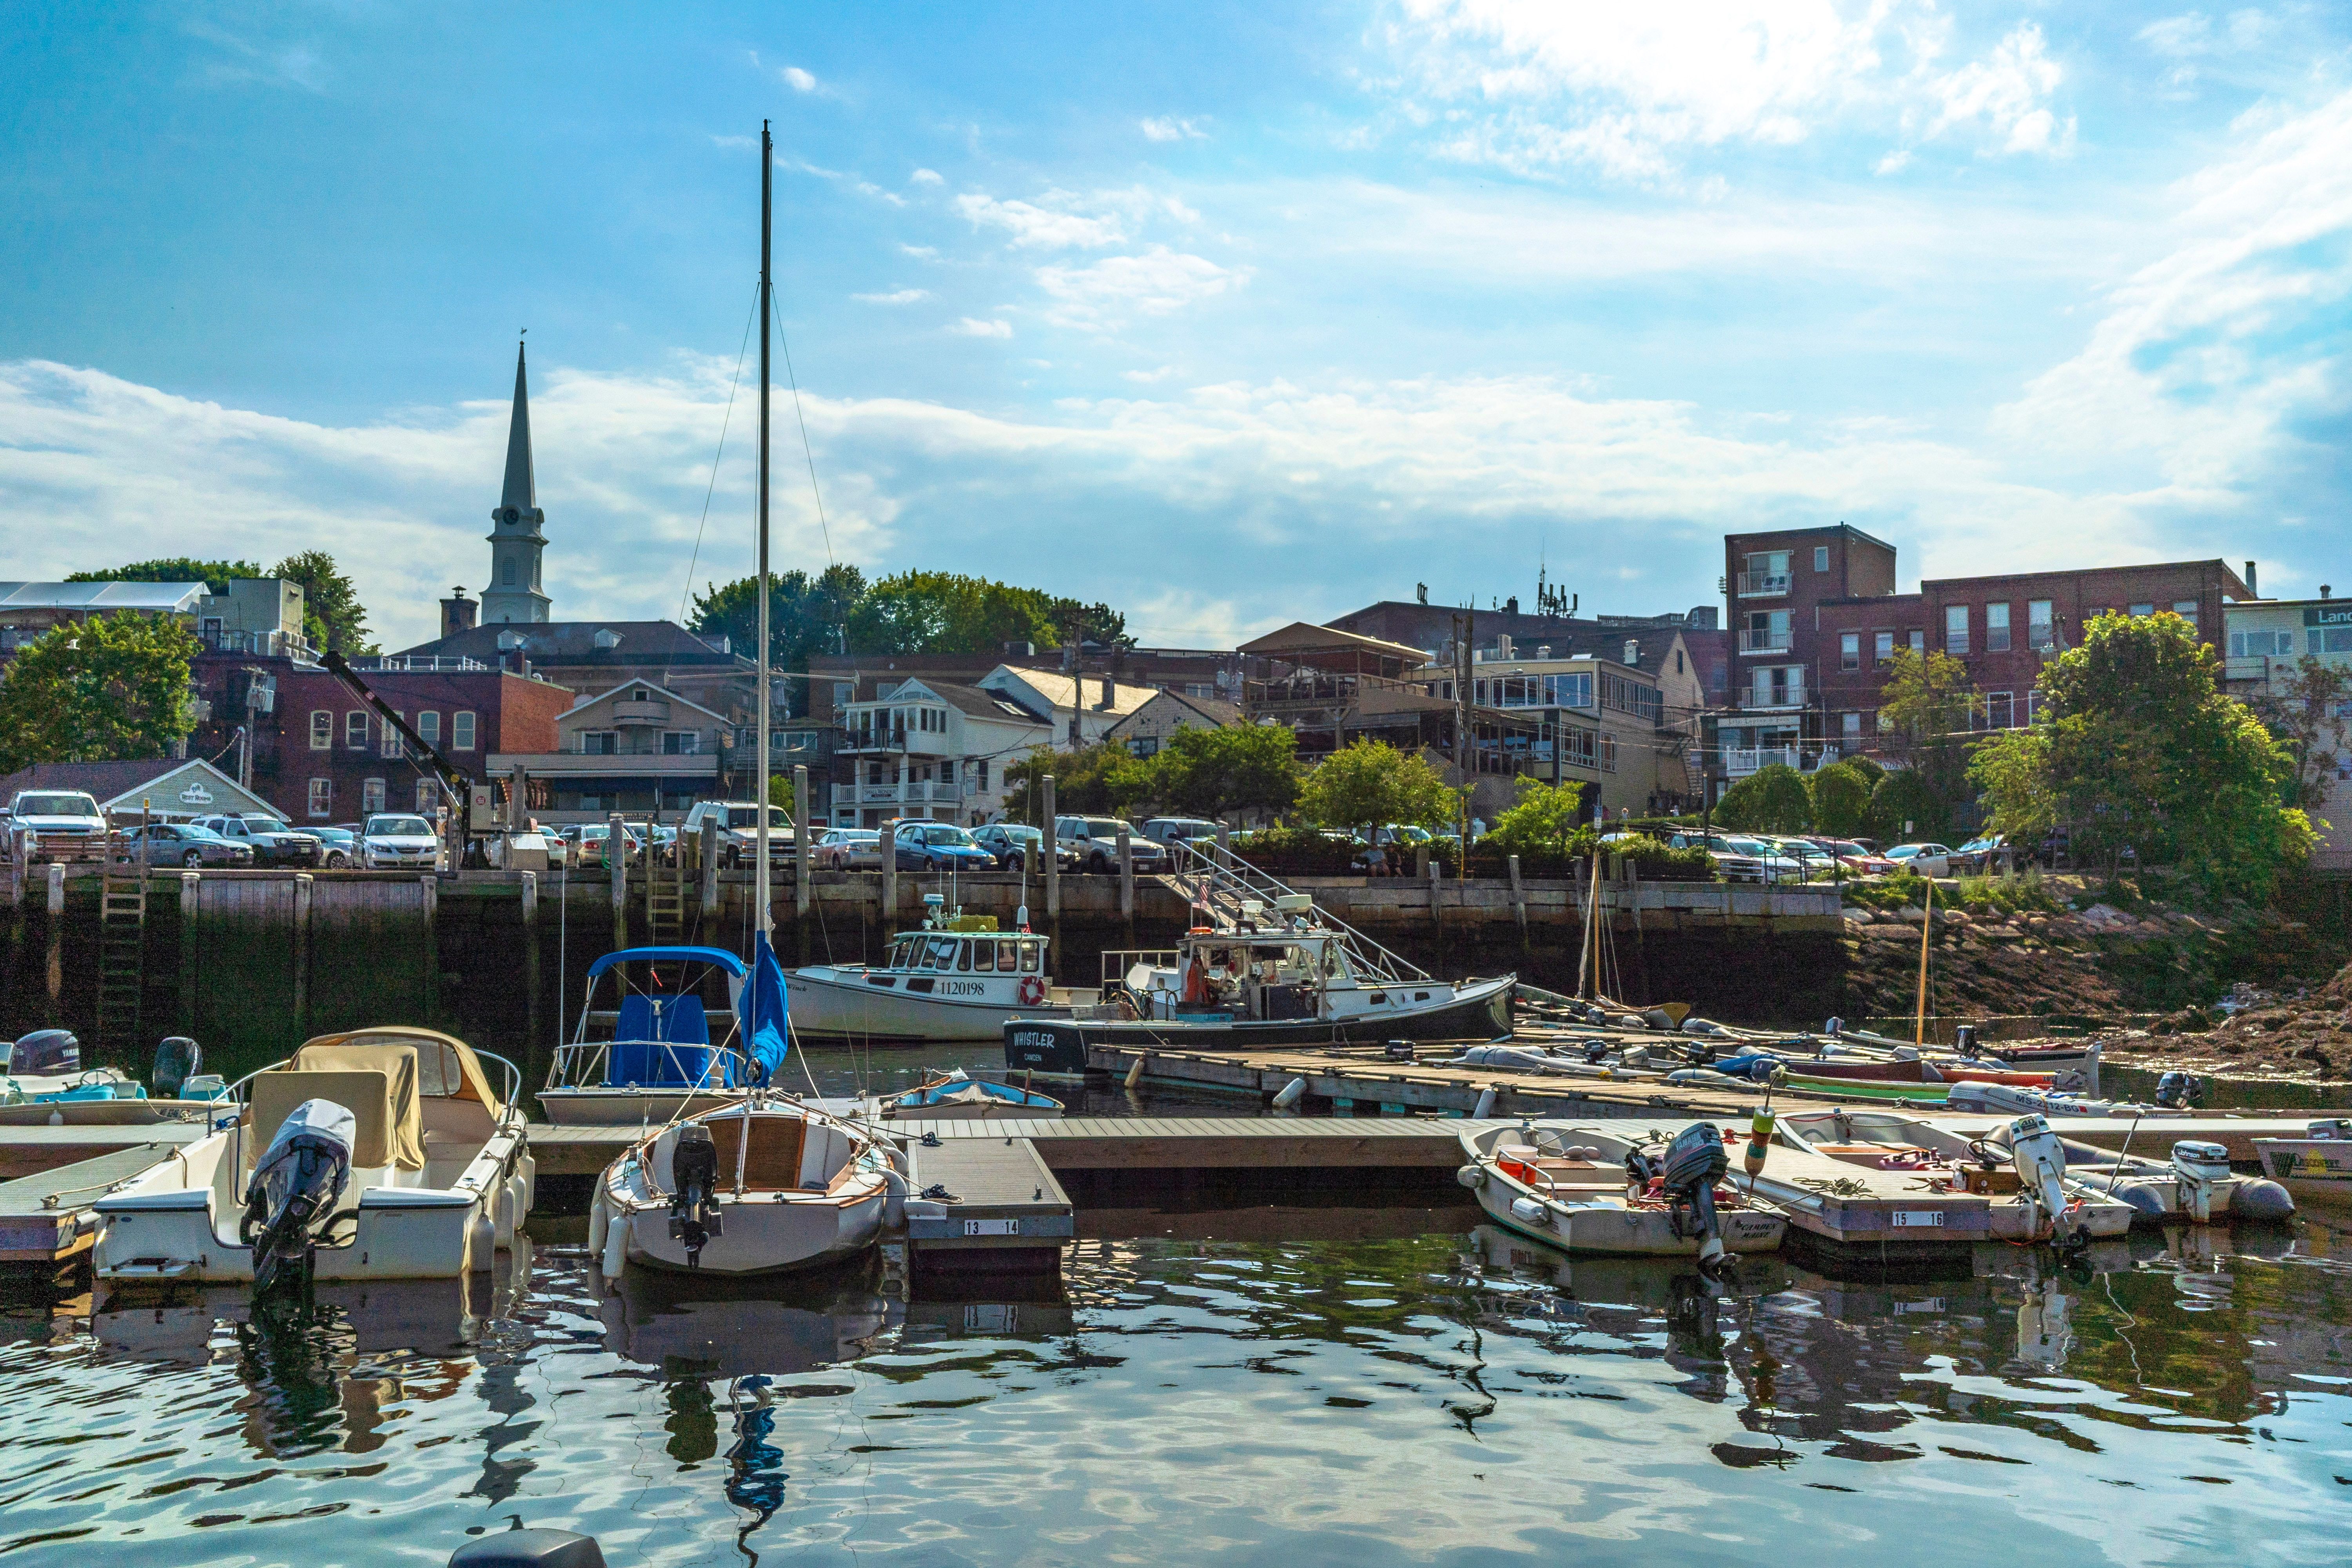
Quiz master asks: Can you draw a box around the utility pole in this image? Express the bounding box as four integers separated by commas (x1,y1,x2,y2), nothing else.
1453,611,1473,876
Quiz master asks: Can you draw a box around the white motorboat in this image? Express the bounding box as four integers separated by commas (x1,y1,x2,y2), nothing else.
2252,1122,2352,1207
1457,1122,1787,1261
93,1027,532,1285
790,907,1102,1044
592,1098,902,1278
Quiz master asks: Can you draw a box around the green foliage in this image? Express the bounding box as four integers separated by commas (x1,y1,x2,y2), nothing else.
1126,722,1298,820
1967,727,2056,838
1868,767,1949,845
1806,761,1874,837
765,773,796,816
1296,740,1461,837
691,564,866,714
68,558,262,595
1481,777,1588,859
270,550,377,653
1713,762,1812,832
2033,611,2312,897
1001,741,1146,820
1227,826,1363,875
2248,654,2352,815
0,615,198,772
846,570,1062,656
1877,647,1981,804
1847,866,2060,916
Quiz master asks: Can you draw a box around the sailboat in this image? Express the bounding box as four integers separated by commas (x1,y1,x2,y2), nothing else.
592,123,900,1278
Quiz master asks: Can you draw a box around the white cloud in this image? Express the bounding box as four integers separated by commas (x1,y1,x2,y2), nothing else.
782,65,818,93
947,317,1013,338
791,160,906,206
1925,23,2073,156
1873,147,1912,175
1034,247,1250,327
910,167,944,185
953,191,1129,248
1122,366,1176,383
853,288,932,305
1140,115,1208,142
899,244,940,259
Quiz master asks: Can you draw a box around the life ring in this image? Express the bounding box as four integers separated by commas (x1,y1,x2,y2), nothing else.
1017,975,1047,1007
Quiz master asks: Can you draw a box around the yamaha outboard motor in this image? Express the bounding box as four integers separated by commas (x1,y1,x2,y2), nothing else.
15,1029,79,1076
239,1098,355,1292
1660,1123,1733,1272
152,1036,201,1100
667,1122,724,1266
2007,1113,2086,1250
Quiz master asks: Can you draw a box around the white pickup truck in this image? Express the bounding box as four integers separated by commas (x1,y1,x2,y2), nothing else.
2,789,109,864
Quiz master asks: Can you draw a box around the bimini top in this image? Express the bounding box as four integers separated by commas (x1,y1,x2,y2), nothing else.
586,946,750,981
298,1027,506,1122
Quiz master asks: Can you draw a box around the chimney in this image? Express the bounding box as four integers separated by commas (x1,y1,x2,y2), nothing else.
2325,585,2335,601
2246,560,2258,596
440,586,477,639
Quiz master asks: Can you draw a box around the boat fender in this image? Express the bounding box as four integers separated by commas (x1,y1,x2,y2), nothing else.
1508,1196,1551,1227
1271,1078,1306,1110
1123,1056,1147,1090
448,1524,608,1568
2231,1178,2295,1222
469,1208,496,1272
588,1194,608,1256
881,1164,911,1229
1473,1087,1499,1120
1681,1017,1725,1036
599,1212,629,1283
1457,1163,1487,1190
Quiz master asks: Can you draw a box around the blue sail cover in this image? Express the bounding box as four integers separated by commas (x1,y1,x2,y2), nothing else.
747,929,792,1085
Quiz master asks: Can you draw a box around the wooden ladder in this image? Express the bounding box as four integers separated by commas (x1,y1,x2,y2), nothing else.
644,845,687,948
95,870,147,1049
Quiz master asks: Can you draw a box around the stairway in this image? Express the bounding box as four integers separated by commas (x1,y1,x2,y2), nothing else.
1163,840,1429,983
95,871,146,1049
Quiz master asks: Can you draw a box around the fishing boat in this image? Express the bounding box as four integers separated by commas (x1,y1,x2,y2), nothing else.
1005,851,1514,1078
92,1027,532,1285
789,901,1101,1044
541,946,751,1125
887,1067,1062,1120
2251,1122,2352,1207
1456,1122,1787,1263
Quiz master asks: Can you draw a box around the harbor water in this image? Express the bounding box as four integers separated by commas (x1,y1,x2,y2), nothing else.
4,1203,2349,1565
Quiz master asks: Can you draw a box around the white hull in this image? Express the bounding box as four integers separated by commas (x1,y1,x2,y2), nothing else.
2256,1140,2352,1206
617,1189,885,1274
1458,1124,1787,1258
788,965,1097,1043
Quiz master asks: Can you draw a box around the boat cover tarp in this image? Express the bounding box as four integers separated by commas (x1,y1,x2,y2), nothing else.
256,1049,415,1171
586,946,750,981
747,931,791,1085
612,995,737,1088
299,1027,506,1122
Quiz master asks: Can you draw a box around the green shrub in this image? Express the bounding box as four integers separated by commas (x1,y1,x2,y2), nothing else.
1867,768,1949,844
1714,763,1812,832
1227,826,1362,876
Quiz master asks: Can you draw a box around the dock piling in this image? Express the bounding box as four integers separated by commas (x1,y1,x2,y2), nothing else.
1042,775,1059,922
607,812,627,950
793,763,812,919
291,873,312,1031
1117,826,1134,923
881,822,898,935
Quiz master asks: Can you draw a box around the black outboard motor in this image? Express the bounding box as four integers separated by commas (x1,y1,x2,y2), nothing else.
15,1029,80,1076
152,1036,201,1099
1660,1123,1733,1274
2154,1071,2204,1109
668,1122,724,1266
239,1098,355,1293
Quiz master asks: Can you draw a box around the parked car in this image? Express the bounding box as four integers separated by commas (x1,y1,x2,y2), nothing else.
191,812,323,867
972,822,1073,870
681,801,795,866
1951,833,2011,873
307,826,357,869
1807,837,1896,875
1763,836,1840,881
813,828,883,871
2,789,108,863
1054,815,1169,875
1662,830,1769,884
1720,834,1806,884
117,822,255,869
1140,817,1223,847
361,813,445,871
887,821,997,873
1886,842,1956,877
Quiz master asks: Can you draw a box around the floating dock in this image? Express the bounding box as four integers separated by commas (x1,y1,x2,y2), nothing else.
902,1133,1072,1275
0,1143,196,1274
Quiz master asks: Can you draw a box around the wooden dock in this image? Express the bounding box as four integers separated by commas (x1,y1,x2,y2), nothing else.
0,1142,194,1272
903,1134,1072,1274
0,1122,209,1183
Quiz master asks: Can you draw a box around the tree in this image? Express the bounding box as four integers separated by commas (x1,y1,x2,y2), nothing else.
1049,599,1129,651
1877,648,1981,805
1296,739,1460,839
1128,723,1298,821
270,551,377,653
691,563,866,713
1868,768,1948,845
68,558,263,595
765,773,796,816
1001,741,1147,821
2249,655,2352,815
1483,777,1588,859
1713,762,1812,832
0,615,198,773
1967,727,2056,840
1806,760,1874,838
846,570,1064,657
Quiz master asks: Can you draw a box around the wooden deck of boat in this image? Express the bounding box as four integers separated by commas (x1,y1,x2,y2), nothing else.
0,1142,192,1269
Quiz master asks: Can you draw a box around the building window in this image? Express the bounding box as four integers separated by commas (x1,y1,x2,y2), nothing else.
661,730,701,755
1813,545,1829,573
832,682,852,709
939,759,956,782
1741,551,1791,594
1909,630,1925,654
2029,599,2055,649
1985,692,2014,730
1544,672,1594,708
1841,710,1862,740
2173,599,2199,632
1945,604,1970,655
415,779,438,812
501,560,515,585
1840,633,1860,671
452,711,477,751
1599,734,1617,773
581,731,618,755
1874,631,1894,664
2129,603,2154,618
310,710,333,750
1985,603,2011,652
975,760,989,791
362,777,386,815
2232,629,2293,657
2312,628,2352,655
1675,650,1685,674
307,778,332,818
417,711,441,746
345,711,368,750
382,712,404,759
1742,609,1791,653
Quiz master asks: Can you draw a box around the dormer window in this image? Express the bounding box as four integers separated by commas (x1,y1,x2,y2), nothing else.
594,629,622,650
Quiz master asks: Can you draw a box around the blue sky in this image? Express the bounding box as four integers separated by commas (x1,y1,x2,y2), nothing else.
4,2,2349,651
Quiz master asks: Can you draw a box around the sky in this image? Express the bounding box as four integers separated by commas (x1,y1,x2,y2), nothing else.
3,1,2348,653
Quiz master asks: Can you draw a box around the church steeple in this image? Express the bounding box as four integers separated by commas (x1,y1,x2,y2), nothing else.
481,339,552,624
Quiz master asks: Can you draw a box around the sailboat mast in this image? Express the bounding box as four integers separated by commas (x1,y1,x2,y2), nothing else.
755,118,774,940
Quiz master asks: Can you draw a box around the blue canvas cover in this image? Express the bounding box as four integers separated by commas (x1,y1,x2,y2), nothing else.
609,994,734,1089
746,930,791,1085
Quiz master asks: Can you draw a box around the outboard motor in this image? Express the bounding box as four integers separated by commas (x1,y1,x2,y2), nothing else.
15,1029,79,1076
2007,1114,2085,1249
667,1122,724,1266
1659,1123,1733,1273
1953,1024,1976,1053
238,1098,355,1292
2154,1071,2202,1110
152,1036,201,1100
1581,1040,1610,1065
2170,1140,2231,1224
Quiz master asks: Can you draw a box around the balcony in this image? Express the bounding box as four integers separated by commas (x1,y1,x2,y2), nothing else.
1737,685,1808,711
1737,571,1791,597
1724,746,1801,777
830,781,969,808
1736,628,1792,655
610,699,670,725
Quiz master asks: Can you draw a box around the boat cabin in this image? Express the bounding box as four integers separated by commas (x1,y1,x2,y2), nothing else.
880,928,1050,978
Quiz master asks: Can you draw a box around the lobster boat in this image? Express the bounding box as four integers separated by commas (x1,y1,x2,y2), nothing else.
789,904,1100,1045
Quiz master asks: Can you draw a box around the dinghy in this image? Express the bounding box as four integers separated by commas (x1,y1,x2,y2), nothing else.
1457,1122,1787,1263
93,1027,531,1284
887,1069,1063,1121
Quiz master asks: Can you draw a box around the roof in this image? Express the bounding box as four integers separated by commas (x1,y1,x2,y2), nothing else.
394,620,747,667
927,681,1053,725
0,759,272,816
0,582,208,615
983,666,1158,718
1104,690,1241,735
558,677,733,726
1238,621,1428,665
502,342,536,513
